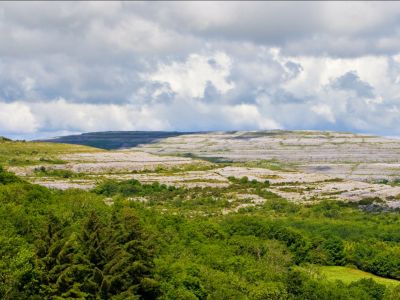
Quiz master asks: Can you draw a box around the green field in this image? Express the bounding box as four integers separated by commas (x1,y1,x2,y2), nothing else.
319,266,400,287
0,139,102,166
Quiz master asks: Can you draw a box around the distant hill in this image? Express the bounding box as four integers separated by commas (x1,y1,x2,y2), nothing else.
38,131,198,150
0,136,11,142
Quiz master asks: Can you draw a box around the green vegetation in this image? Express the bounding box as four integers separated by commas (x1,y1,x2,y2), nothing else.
33,166,85,179
130,162,218,175
0,136,12,142
373,177,400,187
233,159,297,172
1,164,400,299
0,139,101,166
319,266,400,287
0,168,158,299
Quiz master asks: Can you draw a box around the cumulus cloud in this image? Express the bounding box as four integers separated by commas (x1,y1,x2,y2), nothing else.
148,52,234,99
0,102,38,134
225,104,281,130
331,71,375,98
1,2,400,138
0,98,281,139
311,104,336,123
29,99,168,133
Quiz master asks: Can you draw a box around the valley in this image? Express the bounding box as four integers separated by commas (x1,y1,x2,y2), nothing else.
2,131,400,299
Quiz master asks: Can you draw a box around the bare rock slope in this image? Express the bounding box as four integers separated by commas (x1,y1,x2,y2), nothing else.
135,130,400,182
21,130,400,210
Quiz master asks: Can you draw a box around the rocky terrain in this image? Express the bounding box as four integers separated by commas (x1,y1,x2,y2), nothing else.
134,130,400,181
5,130,396,212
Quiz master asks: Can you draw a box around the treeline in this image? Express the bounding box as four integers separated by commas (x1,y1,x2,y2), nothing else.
1,167,400,299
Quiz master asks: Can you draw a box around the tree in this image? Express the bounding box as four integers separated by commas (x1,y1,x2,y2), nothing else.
323,236,345,265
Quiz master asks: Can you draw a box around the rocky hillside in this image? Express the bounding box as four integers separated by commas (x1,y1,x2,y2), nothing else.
40,131,198,150
17,130,399,209
135,130,400,182
42,130,400,182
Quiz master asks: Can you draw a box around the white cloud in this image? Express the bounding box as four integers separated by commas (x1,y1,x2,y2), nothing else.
0,102,38,133
226,104,281,130
148,52,234,98
29,99,168,132
311,104,336,123
1,2,400,138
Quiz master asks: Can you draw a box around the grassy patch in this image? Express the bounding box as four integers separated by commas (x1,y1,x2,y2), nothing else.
233,159,297,172
180,178,227,184
33,166,85,179
277,186,312,194
130,162,218,175
322,178,344,183
319,266,400,287
0,140,102,166
260,174,282,179
373,178,400,186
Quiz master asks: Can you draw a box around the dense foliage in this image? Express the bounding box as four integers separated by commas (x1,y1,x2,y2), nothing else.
0,168,158,299
1,167,400,299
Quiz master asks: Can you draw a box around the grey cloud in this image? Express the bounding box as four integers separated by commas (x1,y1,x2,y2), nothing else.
269,89,306,105
331,71,375,99
1,2,400,138
284,61,303,79
128,2,400,57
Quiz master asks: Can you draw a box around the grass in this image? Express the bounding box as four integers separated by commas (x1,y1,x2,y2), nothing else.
233,159,297,172
278,187,311,193
130,162,218,175
180,178,227,184
33,167,86,179
319,266,400,287
0,140,102,166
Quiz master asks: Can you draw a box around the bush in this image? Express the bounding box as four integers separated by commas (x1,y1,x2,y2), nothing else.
349,278,386,300
0,166,21,185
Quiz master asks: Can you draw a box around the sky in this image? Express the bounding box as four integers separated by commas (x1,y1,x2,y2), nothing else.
1,1,400,139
